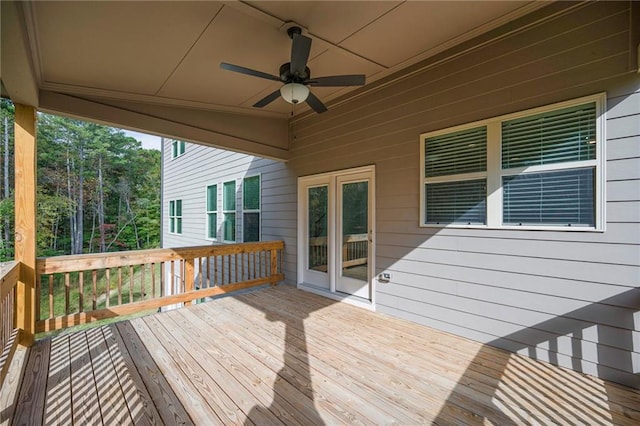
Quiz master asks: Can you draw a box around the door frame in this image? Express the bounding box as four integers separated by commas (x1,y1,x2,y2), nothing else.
297,165,376,310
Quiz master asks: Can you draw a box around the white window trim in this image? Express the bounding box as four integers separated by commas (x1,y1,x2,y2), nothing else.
222,179,237,242
168,199,183,235
242,174,261,242
420,93,606,232
205,183,219,241
171,140,186,160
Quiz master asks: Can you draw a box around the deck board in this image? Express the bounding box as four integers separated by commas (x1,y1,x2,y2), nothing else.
12,339,49,425
68,330,101,425
7,285,640,425
114,321,192,425
43,335,71,426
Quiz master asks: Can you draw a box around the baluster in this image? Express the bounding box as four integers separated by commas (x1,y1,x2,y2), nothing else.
270,249,278,283
79,271,84,312
180,260,185,293
200,257,205,289
185,258,195,306
252,251,257,280
92,270,97,310
141,263,146,300
221,255,225,286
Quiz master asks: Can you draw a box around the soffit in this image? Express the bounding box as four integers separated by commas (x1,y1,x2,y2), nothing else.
23,1,545,118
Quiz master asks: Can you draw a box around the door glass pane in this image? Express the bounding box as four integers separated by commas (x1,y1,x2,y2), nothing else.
308,186,328,272
342,182,368,281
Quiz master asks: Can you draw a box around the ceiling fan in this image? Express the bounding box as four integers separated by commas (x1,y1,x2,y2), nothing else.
220,26,365,114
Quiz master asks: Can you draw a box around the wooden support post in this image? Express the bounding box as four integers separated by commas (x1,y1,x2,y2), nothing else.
14,104,37,346
184,258,195,306
270,250,278,286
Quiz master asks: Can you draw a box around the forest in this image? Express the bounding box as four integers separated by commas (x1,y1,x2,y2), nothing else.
0,100,161,261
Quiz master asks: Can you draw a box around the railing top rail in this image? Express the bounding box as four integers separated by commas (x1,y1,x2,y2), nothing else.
0,261,20,301
37,241,285,274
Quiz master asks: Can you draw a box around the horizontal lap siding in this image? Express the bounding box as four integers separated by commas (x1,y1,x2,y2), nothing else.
162,141,296,283
289,1,640,388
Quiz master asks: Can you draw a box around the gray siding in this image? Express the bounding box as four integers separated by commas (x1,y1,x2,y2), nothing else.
161,141,297,283
288,1,640,388
162,1,640,389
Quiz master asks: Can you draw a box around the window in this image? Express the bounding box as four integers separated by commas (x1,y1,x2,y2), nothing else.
243,175,260,242
222,180,236,241
206,184,217,240
420,94,605,230
169,199,182,234
171,140,186,159
423,126,487,225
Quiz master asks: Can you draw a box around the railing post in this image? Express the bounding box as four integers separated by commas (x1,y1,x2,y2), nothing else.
14,104,37,346
270,249,278,286
184,258,195,306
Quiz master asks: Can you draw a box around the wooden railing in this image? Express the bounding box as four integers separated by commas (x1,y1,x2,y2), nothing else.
35,241,285,333
0,261,21,388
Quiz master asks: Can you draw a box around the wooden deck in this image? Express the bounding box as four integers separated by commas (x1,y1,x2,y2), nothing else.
4,285,640,425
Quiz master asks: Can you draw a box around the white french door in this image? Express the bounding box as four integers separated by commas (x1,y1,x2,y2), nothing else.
298,166,374,302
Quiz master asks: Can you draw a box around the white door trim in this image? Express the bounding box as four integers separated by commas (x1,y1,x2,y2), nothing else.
297,165,376,310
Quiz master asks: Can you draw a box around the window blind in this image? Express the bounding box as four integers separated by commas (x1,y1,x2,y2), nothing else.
207,185,217,212
206,185,217,239
424,126,487,177
243,176,260,210
503,168,594,226
425,179,486,224
243,213,259,242
223,181,236,210
502,103,596,169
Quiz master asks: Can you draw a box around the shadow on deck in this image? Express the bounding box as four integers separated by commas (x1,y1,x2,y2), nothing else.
3,285,640,425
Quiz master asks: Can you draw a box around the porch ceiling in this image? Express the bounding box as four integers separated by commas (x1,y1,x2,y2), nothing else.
1,1,545,158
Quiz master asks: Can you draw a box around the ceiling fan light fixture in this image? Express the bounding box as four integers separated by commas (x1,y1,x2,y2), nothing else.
280,83,309,104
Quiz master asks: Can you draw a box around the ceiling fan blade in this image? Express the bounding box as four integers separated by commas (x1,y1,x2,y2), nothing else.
306,91,328,114
220,62,281,82
307,74,366,87
253,89,282,108
290,33,312,76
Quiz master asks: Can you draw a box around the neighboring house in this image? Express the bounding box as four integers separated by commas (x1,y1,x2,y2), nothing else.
162,1,640,390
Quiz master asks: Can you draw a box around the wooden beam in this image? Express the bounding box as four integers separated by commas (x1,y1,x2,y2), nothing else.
14,104,37,346
0,2,40,107
38,91,290,161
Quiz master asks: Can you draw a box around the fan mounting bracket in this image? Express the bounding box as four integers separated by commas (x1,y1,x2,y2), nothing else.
280,21,306,38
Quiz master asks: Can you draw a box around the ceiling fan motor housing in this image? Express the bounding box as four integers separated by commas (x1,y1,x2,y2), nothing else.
279,63,310,82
